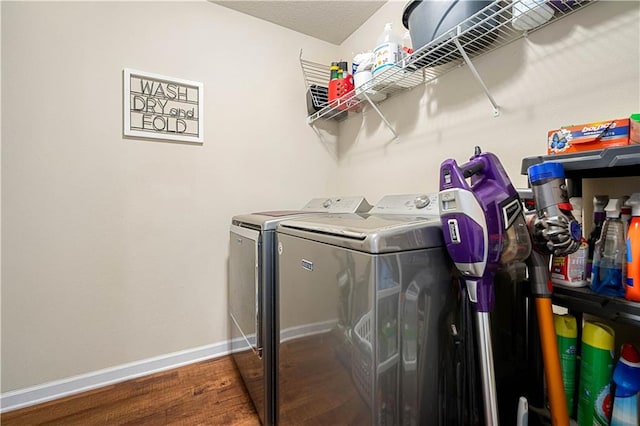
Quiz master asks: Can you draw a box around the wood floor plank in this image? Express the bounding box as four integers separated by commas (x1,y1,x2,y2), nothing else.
1,356,261,426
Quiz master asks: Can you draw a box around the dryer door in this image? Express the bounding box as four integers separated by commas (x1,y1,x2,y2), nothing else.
229,225,262,356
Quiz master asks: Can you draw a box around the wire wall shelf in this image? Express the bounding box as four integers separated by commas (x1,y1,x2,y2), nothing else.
300,0,595,137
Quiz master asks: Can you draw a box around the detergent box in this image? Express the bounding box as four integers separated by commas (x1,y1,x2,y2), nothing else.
630,113,640,144
547,118,629,155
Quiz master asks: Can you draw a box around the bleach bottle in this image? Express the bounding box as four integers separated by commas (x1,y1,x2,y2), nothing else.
611,344,640,426
625,193,640,301
372,23,402,77
591,199,626,297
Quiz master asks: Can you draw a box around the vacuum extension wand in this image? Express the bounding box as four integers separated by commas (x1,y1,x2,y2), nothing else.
527,162,582,426
527,248,569,426
440,148,532,426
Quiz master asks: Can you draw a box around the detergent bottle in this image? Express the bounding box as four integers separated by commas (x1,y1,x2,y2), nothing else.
610,344,640,426
591,199,626,297
372,23,402,77
625,193,640,301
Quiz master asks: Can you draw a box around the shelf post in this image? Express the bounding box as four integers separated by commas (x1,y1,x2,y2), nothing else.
451,29,500,117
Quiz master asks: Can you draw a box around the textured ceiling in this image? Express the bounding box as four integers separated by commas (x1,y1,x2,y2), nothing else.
212,1,387,45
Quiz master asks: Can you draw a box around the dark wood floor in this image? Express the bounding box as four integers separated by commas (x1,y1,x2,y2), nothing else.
1,355,261,425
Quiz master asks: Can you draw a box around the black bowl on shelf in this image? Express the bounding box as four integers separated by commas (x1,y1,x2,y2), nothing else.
402,0,500,69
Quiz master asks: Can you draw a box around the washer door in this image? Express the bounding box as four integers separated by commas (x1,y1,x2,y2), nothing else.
229,224,262,356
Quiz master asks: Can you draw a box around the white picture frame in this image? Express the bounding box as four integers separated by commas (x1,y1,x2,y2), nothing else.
123,68,204,143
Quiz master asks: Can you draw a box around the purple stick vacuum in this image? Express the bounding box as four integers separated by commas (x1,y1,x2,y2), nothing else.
439,147,531,426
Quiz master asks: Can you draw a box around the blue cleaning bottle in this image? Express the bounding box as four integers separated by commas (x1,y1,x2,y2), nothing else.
611,344,640,426
591,199,626,297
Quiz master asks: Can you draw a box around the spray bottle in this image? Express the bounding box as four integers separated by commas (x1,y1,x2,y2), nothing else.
587,196,609,280
621,196,631,227
610,344,640,426
625,193,640,301
591,199,626,297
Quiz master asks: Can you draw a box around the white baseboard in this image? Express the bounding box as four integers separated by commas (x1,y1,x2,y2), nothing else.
1,339,240,413
2,321,340,413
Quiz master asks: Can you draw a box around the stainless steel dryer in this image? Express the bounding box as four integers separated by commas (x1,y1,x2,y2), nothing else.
275,194,460,425
228,196,372,426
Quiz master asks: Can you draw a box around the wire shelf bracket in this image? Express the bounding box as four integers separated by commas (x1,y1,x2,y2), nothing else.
361,92,399,142
451,29,500,117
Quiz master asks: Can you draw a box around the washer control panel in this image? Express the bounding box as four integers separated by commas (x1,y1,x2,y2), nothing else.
369,193,440,215
301,196,372,213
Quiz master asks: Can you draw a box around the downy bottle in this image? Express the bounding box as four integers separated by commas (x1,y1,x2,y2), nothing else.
625,193,640,301
591,199,626,297
587,195,609,280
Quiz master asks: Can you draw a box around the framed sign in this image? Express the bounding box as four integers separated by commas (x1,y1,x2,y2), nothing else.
123,69,204,143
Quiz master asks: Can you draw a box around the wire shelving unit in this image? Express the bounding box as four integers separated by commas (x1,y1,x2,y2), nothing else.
300,0,595,140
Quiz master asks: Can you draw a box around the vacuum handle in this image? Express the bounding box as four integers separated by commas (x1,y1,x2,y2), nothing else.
462,160,485,179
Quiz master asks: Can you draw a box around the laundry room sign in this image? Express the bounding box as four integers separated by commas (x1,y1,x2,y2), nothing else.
123,69,204,143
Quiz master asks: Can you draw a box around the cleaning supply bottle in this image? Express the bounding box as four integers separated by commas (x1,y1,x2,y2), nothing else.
554,314,578,417
610,344,640,426
372,23,402,77
625,193,640,301
587,195,609,280
551,198,588,287
401,29,413,65
551,240,589,287
591,198,626,297
621,196,631,228
571,197,583,228
620,195,631,288
577,321,615,426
